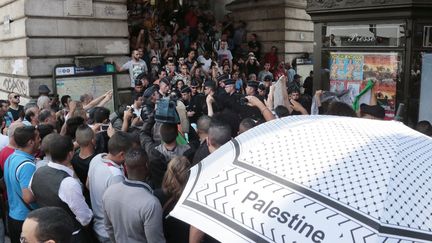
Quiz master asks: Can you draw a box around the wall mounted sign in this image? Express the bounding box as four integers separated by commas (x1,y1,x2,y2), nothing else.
65,0,93,16
424,26,432,48
327,25,401,47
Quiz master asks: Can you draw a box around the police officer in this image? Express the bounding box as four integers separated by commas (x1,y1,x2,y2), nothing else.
215,74,229,96
218,79,243,115
240,81,262,121
181,86,203,124
245,80,259,96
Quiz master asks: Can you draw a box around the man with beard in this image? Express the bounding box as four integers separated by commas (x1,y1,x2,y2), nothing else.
115,50,148,87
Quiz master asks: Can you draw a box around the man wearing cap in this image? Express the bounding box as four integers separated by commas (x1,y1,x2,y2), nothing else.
114,50,148,87
360,104,385,120
245,81,259,96
215,74,229,96
241,81,262,120
218,79,242,116
38,85,50,97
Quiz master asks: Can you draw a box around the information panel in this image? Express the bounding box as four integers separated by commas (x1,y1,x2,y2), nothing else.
56,75,115,112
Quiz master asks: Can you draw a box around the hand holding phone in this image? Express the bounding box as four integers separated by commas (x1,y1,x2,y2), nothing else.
100,124,109,131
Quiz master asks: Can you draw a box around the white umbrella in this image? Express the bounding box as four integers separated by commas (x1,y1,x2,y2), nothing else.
170,116,432,243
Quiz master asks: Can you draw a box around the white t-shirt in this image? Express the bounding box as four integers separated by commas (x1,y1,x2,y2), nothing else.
88,153,125,238
217,49,233,65
197,55,212,73
0,134,8,151
122,59,148,87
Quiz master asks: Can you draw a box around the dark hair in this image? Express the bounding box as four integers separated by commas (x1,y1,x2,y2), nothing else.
92,107,110,123
108,131,132,155
49,134,74,162
133,93,142,102
275,105,290,118
75,125,94,147
27,207,75,243
212,110,240,137
124,148,149,173
14,126,38,148
38,124,55,140
65,116,85,140
38,109,53,123
160,123,178,144
24,110,36,123
288,88,300,95
0,99,8,107
197,115,211,134
208,119,232,148
326,101,357,117
60,95,71,107
239,118,256,132
416,120,432,136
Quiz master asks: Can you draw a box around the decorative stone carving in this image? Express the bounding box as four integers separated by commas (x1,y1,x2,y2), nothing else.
371,0,394,4
307,0,398,9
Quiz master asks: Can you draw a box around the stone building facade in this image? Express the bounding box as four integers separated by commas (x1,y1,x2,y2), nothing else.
0,0,312,101
227,0,313,64
0,0,130,101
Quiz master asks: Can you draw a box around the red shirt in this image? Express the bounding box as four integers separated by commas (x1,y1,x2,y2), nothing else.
264,53,279,71
0,146,15,171
0,146,15,200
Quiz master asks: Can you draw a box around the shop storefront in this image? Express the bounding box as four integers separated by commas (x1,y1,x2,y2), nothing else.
306,0,432,125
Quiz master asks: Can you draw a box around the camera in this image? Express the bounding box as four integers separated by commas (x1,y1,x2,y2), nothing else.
240,97,249,106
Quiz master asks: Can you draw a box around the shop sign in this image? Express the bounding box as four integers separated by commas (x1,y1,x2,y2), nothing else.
327,25,401,47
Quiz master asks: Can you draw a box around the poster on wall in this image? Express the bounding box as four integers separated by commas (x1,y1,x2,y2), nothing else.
329,52,398,120
419,53,432,123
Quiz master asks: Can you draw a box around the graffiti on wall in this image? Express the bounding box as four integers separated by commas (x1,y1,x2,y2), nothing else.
1,77,28,94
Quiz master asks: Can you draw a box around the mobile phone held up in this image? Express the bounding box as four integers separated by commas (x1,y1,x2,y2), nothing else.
100,124,109,131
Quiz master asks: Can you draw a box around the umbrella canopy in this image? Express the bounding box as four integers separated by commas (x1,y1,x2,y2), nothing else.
170,116,432,243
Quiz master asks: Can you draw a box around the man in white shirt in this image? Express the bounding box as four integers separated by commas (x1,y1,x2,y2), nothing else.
87,131,133,243
197,49,212,73
30,134,93,241
115,50,148,87
217,40,233,69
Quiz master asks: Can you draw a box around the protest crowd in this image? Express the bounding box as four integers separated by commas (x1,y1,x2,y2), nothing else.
0,2,431,243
